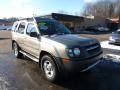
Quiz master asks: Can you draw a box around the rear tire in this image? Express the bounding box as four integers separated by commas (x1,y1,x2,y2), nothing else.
13,42,23,58
41,55,59,82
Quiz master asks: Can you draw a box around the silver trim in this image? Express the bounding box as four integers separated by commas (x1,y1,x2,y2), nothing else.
19,51,39,62
87,45,99,51
81,59,101,72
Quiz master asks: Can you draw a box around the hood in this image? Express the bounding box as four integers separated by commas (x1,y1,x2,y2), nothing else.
45,34,97,47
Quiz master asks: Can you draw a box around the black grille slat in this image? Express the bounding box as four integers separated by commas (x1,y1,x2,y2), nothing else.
85,43,100,55
87,45,99,51
85,43,98,49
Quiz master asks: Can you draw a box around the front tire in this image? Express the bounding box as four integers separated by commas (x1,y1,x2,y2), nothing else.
41,55,59,82
13,42,23,58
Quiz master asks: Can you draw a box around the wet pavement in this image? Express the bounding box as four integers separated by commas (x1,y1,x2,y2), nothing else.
1,51,120,90
0,31,120,90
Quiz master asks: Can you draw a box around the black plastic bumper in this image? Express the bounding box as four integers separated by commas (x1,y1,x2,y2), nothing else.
56,53,102,72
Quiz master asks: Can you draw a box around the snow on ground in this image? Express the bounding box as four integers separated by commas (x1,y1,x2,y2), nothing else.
105,54,120,60
100,41,120,50
101,41,120,61
0,75,11,90
0,74,16,90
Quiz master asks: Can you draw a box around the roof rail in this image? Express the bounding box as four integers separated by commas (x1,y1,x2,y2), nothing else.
32,16,37,22
18,17,36,22
18,16,54,22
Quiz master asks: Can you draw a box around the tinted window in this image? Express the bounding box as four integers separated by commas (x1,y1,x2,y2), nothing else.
38,21,71,35
17,22,26,34
26,23,37,36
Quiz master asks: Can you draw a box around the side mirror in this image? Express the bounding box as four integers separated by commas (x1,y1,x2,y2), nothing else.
37,34,41,39
30,32,38,37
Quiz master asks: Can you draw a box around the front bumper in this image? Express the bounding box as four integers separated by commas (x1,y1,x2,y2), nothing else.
62,53,102,72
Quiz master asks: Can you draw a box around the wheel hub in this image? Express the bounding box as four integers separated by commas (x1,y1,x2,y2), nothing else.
14,43,18,56
44,60,54,78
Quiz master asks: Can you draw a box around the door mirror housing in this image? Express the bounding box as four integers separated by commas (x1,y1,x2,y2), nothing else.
30,32,41,39
37,34,41,39
30,32,38,37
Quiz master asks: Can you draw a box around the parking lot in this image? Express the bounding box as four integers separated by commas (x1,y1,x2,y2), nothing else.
0,31,120,90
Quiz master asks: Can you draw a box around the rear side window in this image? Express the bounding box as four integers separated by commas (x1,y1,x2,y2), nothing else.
12,22,18,31
17,22,26,34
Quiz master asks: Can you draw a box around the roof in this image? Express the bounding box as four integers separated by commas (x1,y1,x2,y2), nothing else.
51,13,84,22
40,13,84,22
18,17,55,22
18,13,85,22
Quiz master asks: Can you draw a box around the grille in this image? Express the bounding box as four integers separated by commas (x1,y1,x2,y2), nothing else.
85,43,100,55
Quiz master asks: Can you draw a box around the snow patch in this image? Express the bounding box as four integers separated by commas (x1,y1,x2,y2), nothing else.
100,41,120,50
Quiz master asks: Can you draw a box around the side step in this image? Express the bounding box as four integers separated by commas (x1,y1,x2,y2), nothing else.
19,50,39,62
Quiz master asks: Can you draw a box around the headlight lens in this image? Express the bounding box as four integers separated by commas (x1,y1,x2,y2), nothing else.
67,48,81,57
73,48,81,56
68,49,74,57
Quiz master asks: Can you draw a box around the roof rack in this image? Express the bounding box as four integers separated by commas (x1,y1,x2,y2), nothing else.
18,16,55,22
18,17,36,22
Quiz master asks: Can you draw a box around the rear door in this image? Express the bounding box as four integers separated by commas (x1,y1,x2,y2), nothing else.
23,23,40,58
13,22,27,49
12,22,19,40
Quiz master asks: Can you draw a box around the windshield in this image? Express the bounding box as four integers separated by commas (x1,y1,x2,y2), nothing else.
38,21,71,35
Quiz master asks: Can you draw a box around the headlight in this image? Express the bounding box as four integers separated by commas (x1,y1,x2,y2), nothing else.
67,48,81,57
73,48,81,56
67,49,74,57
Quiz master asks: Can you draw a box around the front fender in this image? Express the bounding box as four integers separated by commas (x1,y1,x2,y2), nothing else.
41,42,61,57
41,37,69,59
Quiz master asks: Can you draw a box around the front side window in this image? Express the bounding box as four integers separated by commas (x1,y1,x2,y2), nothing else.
26,23,38,37
17,22,26,34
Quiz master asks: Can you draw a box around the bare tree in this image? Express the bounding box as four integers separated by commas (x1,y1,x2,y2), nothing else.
116,0,120,23
82,0,120,18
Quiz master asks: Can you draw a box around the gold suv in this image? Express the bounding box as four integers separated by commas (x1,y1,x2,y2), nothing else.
12,17,103,82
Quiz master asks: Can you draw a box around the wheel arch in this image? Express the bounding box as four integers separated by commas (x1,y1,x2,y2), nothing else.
39,50,62,72
12,40,16,49
12,40,21,50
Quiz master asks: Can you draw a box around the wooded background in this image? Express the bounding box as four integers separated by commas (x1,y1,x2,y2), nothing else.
82,0,120,20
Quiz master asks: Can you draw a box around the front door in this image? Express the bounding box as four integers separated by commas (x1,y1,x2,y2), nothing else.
24,23,40,58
